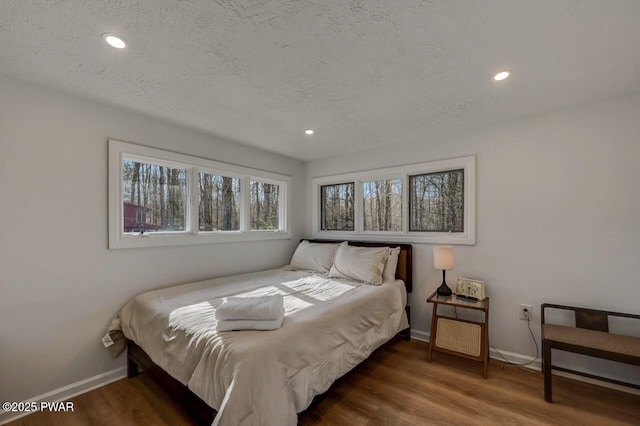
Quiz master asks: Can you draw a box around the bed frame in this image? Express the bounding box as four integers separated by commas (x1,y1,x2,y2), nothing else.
127,240,412,424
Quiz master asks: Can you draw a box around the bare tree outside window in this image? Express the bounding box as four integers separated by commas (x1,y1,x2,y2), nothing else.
250,181,280,230
321,183,354,231
410,169,464,232
363,179,402,232
199,173,240,231
122,159,187,233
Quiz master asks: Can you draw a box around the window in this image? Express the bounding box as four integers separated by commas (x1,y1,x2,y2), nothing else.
122,159,188,233
312,156,475,245
199,173,240,231
109,140,291,249
363,178,402,232
250,180,280,230
321,183,354,231
410,169,463,232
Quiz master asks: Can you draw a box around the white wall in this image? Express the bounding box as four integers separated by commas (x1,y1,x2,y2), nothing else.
0,75,305,404
304,93,640,383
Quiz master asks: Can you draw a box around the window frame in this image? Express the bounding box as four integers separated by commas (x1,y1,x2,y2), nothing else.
408,168,465,233
109,139,292,249
248,176,287,232
312,156,476,245
320,182,356,232
120,152,192,235
196,167,244,234
360,175,405,234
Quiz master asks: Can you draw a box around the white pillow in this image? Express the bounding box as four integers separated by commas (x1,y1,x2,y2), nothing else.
328,244,390,285
289,240,344,273
383,246,401,282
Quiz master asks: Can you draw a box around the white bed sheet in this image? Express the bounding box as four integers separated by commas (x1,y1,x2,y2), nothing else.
111,268,408,426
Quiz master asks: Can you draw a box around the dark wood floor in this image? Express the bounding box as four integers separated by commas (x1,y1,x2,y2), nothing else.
8,338,640,425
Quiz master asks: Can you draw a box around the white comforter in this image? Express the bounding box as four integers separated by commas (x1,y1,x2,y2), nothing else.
112,268,408,426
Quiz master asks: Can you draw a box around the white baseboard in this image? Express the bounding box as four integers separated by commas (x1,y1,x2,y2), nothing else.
0,366,127,425
489,346,542,370
409,328,639,396
409,329,429,342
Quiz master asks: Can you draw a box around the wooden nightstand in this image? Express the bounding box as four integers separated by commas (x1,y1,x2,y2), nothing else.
427,291,490,378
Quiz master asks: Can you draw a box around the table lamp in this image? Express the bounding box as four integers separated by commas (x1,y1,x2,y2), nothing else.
434,246,454,296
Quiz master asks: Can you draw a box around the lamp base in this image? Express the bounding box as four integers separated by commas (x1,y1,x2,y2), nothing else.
436,282,452,297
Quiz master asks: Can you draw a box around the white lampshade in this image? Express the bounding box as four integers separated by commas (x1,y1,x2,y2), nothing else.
433,246,454,270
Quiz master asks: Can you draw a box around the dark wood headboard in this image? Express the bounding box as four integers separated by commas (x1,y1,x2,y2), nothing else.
305,239,413,293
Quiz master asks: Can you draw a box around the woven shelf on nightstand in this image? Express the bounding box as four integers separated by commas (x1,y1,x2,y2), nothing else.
435,318,482,357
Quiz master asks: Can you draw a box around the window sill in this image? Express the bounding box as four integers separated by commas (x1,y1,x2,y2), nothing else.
109,231,292,249
312,231,475,245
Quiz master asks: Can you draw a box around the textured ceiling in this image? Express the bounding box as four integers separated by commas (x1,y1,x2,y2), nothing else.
1,1,639,160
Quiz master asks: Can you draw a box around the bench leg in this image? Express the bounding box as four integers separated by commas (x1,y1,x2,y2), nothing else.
543,340,552,402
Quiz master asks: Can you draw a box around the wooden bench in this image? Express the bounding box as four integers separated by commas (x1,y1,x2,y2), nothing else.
541,303,640,402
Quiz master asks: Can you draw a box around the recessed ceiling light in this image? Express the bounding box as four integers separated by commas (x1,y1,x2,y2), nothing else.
102,33,127,49
305,129,314,135
494,71,510,81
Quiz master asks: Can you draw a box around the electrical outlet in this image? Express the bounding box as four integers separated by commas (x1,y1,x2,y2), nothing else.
519,304,532,320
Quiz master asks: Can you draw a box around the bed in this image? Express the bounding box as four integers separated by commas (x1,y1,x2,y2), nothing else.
108,240,412,425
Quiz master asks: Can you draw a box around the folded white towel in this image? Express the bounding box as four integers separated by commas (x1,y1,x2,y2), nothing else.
216,317,284,332
215,294,284,321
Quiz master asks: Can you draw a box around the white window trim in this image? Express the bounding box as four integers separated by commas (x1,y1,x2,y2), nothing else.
312,156,476,245
247,175,288,232
109,139,292,249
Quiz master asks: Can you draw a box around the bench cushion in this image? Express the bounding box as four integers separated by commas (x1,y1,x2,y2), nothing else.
543,324,640,357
